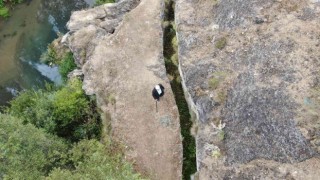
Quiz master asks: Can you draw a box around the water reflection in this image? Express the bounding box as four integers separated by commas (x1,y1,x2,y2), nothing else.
0,0,92,106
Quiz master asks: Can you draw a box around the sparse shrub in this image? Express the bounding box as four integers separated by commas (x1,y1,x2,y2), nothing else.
41,46,77,82
162,21,171,29
40,44,58,64
171,53,179,66
167,74,174,81
208,71,227,89
59,52,77,81
95,0,115,6
0,0,25,18
209,77,219,89
176,76,182,83
172,36,178,50
215,37,227,50
107,94,116,105
0,7,9,17
212,149,221,158
217,90,227,103
212,0,219,6
218,130,225,141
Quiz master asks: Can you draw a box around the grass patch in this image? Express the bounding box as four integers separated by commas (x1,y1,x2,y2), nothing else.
0,7,9,18
217,90,227,103
209,77,219,89
218,130,225,141
208,71,227,89
212,0,219,6
215,37,227,50
107,94,116,105
212,149,221,158
0,0,26,18
95,0,115,6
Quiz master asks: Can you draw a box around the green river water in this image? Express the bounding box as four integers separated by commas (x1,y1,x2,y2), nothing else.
0,0,94,106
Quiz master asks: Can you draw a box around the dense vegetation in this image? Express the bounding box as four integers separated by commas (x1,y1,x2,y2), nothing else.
0,51,142,179
0,115,143,179
163,0,197,179
7,78,101,142
47,139,142,180
0,114,68,179
0,0,24,17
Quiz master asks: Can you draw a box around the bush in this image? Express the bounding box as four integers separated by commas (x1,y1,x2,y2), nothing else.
215,37,227,50
40,44,58,65
0,7,9,17
208,71,227,89
95,0,115,6
0,0,25,18
0,114,68,179
7,89,57,133
209,77,219,89
58,52,77,81
47,139,143,180
52,78,89,126
7,78,101,141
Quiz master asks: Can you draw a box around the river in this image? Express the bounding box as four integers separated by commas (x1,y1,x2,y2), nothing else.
0,0,94,106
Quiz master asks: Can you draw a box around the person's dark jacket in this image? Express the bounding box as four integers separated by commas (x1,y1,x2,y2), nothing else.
152,84,165,101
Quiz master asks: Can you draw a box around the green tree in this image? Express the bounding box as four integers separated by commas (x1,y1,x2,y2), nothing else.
0,114,68,180
7,78,101,141
8,89,56,133
47,139,143,180
53,78,88,125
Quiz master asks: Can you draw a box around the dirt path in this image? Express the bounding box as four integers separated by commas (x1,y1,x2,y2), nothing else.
78,0,183,179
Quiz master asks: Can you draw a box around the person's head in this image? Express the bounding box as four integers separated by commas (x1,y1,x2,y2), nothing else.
155,84,162,95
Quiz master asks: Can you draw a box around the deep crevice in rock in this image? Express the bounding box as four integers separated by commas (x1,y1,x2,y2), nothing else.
163,0,197,179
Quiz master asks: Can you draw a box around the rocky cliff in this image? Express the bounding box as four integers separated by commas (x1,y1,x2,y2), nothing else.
63,0,182,179
175,0,320,179
60,0,320,179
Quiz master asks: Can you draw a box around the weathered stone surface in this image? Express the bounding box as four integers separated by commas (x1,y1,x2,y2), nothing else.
66,0,140,31
67,25,107,66
65,0,182,179
67,6,107,31
176,0,320,178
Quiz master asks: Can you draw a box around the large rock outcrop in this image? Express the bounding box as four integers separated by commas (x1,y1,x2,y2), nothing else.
64,0,182,179
176,0,320,179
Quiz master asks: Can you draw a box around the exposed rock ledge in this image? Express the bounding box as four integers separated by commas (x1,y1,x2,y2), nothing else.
63,0,182,179
176,0,320,179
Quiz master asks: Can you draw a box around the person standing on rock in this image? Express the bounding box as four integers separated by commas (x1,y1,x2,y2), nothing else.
152,84,165,101
152,84,165,112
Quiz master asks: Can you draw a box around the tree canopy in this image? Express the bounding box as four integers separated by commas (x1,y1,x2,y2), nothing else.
7,78,101,141
47,139,144,180
0,114,68,179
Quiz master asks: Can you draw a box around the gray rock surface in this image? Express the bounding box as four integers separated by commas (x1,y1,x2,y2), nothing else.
176,0,320,179
64,0,182,179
